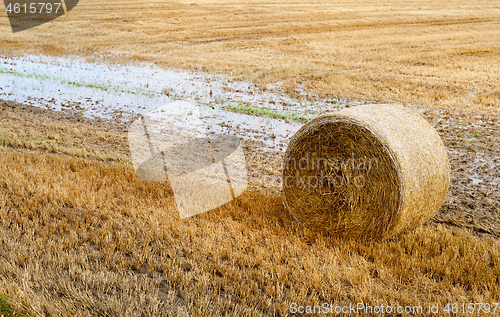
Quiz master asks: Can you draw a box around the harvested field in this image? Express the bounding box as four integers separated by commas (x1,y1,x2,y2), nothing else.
0,97,499,316
0,0,499,315
1,0,500,113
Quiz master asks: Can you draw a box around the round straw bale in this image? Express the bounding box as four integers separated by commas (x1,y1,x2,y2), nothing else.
282,104,450,240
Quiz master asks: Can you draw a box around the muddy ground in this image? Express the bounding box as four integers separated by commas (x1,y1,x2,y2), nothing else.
1,99,499,239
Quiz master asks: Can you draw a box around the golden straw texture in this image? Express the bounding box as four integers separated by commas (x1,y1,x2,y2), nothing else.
282,104,450,240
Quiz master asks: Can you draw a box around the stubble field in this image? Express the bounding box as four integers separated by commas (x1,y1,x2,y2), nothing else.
0,99,498,316
1,0,500,113
0,0,499,316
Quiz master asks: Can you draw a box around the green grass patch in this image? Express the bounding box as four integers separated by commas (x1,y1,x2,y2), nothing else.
0,294,27,317
221,101,311,123
0,67,156,97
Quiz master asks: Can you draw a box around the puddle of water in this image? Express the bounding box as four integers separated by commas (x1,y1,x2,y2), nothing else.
474,156,489,165
0,54,322,152
0,54,347,116
471,177,483,186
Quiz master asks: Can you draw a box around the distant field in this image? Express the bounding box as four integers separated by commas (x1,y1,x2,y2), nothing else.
1,0,499,113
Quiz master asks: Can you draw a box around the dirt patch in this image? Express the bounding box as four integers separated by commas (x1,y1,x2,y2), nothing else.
0,98,131,133
422,108,500,238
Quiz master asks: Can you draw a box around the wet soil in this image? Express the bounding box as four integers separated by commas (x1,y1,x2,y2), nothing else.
422,108,500,238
